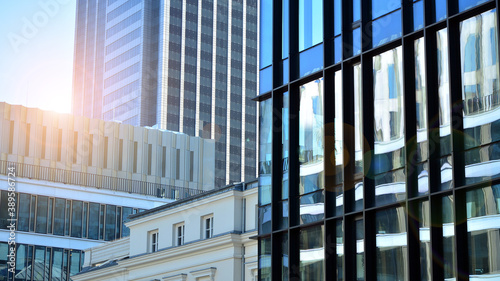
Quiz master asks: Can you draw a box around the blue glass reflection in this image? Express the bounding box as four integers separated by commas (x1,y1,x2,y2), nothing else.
441,156,453,190
372,0,400,19
372,10,402,48
283,0,289,58
299,44,324,78
259,205,272,234
413,1,424,31
260,0,273,68
435,0,447,22
416,162,429,196
465,142,500,185
299,0,323,51
334,0,342,35
459,0,488,12
352,28,361,56
259,66,273,95
300,191,325,224
375,169,406,206
353,0,361,22
282,58,289,85
335,36,342,63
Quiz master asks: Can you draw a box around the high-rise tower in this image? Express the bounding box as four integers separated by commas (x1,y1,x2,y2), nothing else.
72,0,258,187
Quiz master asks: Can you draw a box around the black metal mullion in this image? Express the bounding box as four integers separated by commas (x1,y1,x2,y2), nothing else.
361,51,374,209
430,194,444,280
403,31,421,281
324,69,336,219
344,216,357,281
407,200,421,281
342,64,355,215
425,23,442,195
325,219,337,280
289,0,299,81
454,188,470,280
271,90,283,281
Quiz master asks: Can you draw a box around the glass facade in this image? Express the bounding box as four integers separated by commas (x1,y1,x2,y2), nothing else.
0,242,83,281
0,191,139,242
257,0,500,279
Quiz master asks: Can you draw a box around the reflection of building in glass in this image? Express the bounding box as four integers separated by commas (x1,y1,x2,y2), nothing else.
256,0,500,279
0,102,213,280
72,0,259,188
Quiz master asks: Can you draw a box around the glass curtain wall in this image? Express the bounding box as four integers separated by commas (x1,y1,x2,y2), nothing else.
257,0,500,280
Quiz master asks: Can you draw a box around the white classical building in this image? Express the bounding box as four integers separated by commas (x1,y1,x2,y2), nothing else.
0,102,215,280
73,180,259,281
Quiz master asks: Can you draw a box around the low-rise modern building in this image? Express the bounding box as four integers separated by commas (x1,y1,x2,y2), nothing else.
73,180,258,281
0,102,215,280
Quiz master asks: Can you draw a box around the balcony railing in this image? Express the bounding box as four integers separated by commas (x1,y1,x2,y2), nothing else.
0,160,206,200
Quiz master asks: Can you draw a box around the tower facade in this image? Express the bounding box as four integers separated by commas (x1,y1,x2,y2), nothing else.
256,0,500,279
72,0,259,187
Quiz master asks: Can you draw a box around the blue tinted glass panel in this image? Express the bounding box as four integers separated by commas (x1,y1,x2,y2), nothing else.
283,0,289,58
441,156,453,190
373,46,405,174
353,0,361,22
260,0,273,68
259,66,273,95
375,168,406,206
259,98,273,205
435,0,447,22
459,0,488,12
299,44,324,78
299,0,323,51
413,1,424,31
300,190,325,224
259,205,272,234
334,0,342,35
282,58,289,85
416,162,429,196
460,9,500,150
299,78,324,195
372,10,402,48
372,0,400,19
335,36,342,63
352,28,361,56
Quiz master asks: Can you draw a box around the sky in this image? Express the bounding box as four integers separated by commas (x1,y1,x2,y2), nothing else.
0,0,76,114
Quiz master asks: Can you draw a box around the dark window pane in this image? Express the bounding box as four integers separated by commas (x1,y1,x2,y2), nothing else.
105,205,116,241
466,183,500,273
71,201,83,238
35,196,48,234
259,66,273,95
260,237,271,280
0,191,9,229
300,190,324,224
258,205,272,234
53,198,65,236
300,225,324,280
376,207,408,280
51,248,63,281
88,203,100,240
